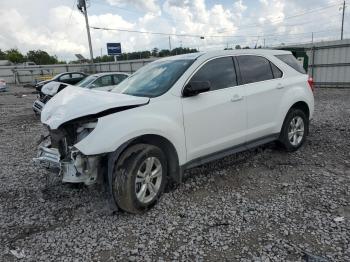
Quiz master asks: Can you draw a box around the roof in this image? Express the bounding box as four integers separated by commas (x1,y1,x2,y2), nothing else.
158,49,291,62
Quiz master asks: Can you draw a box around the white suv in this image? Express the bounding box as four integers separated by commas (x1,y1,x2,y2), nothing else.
35,50,314,213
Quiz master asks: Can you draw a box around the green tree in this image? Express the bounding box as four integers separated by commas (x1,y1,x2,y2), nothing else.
26,50,58,65
94,55,114,63
158,49,171,57
5,49,25,63
235,45,241,49
0,49,6,60
151,47,159,57
170,47,198,56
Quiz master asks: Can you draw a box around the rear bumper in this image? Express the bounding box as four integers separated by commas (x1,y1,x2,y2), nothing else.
33,100,45,114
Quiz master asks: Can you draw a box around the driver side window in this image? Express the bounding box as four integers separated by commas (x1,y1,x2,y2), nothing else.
190,57,237,91
92,75,113,88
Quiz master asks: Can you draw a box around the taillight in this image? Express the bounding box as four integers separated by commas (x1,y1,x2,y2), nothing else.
308,77,314,92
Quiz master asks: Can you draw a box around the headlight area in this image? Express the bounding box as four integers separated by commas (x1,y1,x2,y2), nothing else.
61,147,102,185
34,119,105,186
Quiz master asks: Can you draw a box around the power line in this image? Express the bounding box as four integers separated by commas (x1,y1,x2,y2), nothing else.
91,26,341,39
89,0,346,51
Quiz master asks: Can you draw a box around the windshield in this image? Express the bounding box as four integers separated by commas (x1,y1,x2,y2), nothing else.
112,59,194,97
76,75,97,87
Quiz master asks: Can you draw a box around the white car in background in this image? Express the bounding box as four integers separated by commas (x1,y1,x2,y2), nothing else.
33,72,129,114
0,79,7,92
34,50,314,213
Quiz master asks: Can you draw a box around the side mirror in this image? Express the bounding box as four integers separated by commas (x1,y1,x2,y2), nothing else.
183,81,211,97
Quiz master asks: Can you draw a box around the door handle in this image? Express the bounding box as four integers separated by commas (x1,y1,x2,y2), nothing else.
231,94,244,102
276,83,284,89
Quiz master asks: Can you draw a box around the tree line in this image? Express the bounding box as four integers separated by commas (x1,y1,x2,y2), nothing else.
0,45,269,65
93,47,198,63
0,49,64,65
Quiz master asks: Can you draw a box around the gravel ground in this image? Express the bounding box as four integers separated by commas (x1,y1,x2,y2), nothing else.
0,85,349,261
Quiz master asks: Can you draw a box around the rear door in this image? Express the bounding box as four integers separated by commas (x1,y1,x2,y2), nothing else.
236,55,284,142
182,56,247,161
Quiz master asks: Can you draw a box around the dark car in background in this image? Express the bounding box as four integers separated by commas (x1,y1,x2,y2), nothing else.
35,72,88,92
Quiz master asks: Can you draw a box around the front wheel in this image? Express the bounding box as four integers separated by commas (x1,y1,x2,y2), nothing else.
279,108,308,152
112,144,167,213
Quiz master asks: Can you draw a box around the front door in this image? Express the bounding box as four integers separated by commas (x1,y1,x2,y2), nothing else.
182,56,247,162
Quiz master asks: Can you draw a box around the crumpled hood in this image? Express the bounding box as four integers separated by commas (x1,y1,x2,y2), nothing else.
41,85,149,129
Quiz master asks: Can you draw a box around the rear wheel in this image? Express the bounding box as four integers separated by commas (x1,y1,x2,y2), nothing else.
112,144,167,213
279,108,308,152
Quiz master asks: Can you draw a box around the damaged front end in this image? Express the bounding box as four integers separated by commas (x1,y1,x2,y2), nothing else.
33,85,150,187
34,119,103,185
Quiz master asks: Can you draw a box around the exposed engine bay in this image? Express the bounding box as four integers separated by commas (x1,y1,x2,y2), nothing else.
34,119,102,185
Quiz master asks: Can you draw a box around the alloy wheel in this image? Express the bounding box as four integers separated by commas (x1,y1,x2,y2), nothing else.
288,116,305,146
135,157,163,204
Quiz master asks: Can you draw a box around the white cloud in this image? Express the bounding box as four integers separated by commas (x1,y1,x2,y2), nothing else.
106,0,160,14
0,0,347,60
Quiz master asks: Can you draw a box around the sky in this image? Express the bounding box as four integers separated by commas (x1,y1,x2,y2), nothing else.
0,0,348,61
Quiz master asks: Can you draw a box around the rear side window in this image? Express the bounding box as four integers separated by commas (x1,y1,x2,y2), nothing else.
59,74,71,80
190,57,237,91
72,73,83,78
275,54,306,74
237,55,274,84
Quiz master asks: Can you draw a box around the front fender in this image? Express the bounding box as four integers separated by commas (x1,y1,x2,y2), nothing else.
74,98,187,165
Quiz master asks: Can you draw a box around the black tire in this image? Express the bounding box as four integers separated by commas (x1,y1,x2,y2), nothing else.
112,144,167,213
279,108,308,152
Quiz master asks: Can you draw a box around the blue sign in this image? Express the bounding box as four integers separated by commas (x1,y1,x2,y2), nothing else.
107,43,121,55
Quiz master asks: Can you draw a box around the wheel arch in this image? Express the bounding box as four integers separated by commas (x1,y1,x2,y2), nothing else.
106,134,182,204
290,101,310,119
127,134,181,184
280,100,310,135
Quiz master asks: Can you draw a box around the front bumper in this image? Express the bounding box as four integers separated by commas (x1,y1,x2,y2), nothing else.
33,145,100,185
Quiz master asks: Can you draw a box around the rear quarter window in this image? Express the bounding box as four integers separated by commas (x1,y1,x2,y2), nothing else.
275,54,306,74
237,55,274,84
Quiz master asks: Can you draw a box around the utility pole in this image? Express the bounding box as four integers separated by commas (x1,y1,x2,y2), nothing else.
168,36,172,51
312,32,314,43
77,0,94,64
254,36,260,49
341,0,346,40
